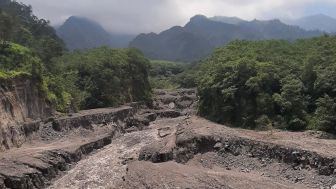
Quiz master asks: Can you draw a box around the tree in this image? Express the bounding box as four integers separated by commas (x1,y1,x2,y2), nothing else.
0,12,14,48
313,95,336,133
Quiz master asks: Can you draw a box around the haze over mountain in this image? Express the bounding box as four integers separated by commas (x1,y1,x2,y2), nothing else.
18,0,336,35
284,14,336,33
56,16,134,50
209,16,245,25
130,15,323,62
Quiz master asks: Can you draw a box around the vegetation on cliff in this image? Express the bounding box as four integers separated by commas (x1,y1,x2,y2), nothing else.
0,0,151,112
0,0,65,64
198,35,336,133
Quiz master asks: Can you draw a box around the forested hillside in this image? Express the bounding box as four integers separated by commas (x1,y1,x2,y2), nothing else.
130,15,322,62
197,35,336,134
0,0,65,92
0,0,65,64
0,0,151,113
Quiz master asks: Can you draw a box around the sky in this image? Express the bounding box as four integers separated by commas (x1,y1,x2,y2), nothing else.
18,0,336,34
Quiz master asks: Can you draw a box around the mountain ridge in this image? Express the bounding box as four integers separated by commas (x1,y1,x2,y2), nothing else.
284,14,336,33
129,15,323,62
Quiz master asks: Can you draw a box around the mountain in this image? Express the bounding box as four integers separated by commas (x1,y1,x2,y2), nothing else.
57,16,134,50
130,15,322,62
284,14,336,33
209,16,245,25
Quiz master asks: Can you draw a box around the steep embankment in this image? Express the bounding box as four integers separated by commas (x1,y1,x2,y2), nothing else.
0,75,53,151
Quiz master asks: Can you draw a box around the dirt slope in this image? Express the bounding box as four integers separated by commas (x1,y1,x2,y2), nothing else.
0,76,53,152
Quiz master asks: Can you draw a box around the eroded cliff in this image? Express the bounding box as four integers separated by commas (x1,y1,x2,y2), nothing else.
0,75,53,151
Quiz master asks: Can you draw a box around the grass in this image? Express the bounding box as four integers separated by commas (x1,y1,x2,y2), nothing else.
0,70,30,80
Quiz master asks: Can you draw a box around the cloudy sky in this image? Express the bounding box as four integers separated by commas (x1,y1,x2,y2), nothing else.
19,0,336,34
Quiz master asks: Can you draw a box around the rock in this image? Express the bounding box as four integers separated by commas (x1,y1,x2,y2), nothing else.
138,142,174,163
158,127,172,138
120,157,134,165
214,142,223,150
306,130,336,139
331,184,336,189
224,144,230,149
157,110,181,118
169,102,176,109
319,166,334,176
0,176,5,189
160,95,177,105
143,113,157,122
54,106,135,132
125,126,139,133
294,177,305,183
292,151,300,156
126,116,150,129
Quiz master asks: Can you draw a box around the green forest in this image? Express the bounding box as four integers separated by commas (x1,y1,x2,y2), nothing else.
148,60,199,89
197,36,336,134
1,0,336,134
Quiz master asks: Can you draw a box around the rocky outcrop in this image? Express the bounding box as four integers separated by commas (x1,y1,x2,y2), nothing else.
152,89,197,116
0,135,113,189
174,134,336,176
51,106,135,132
138,117,336,188
0,76,53,151
140,124,336,177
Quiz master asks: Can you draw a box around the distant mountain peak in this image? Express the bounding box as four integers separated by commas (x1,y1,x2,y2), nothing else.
210,16,245,25
57,16,134,50
62,16,103,29
66,15,81,20
284,14,336,33
190,15,208,22
308,13,333,18
65,16,93,23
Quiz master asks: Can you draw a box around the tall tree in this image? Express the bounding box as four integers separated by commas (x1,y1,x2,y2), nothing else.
0,11,14,48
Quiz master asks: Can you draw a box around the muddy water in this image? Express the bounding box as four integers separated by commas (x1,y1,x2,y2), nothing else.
48,128,157,189
48,117,179,189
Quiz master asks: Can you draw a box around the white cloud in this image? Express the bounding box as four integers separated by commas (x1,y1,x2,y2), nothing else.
18,0,336,34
